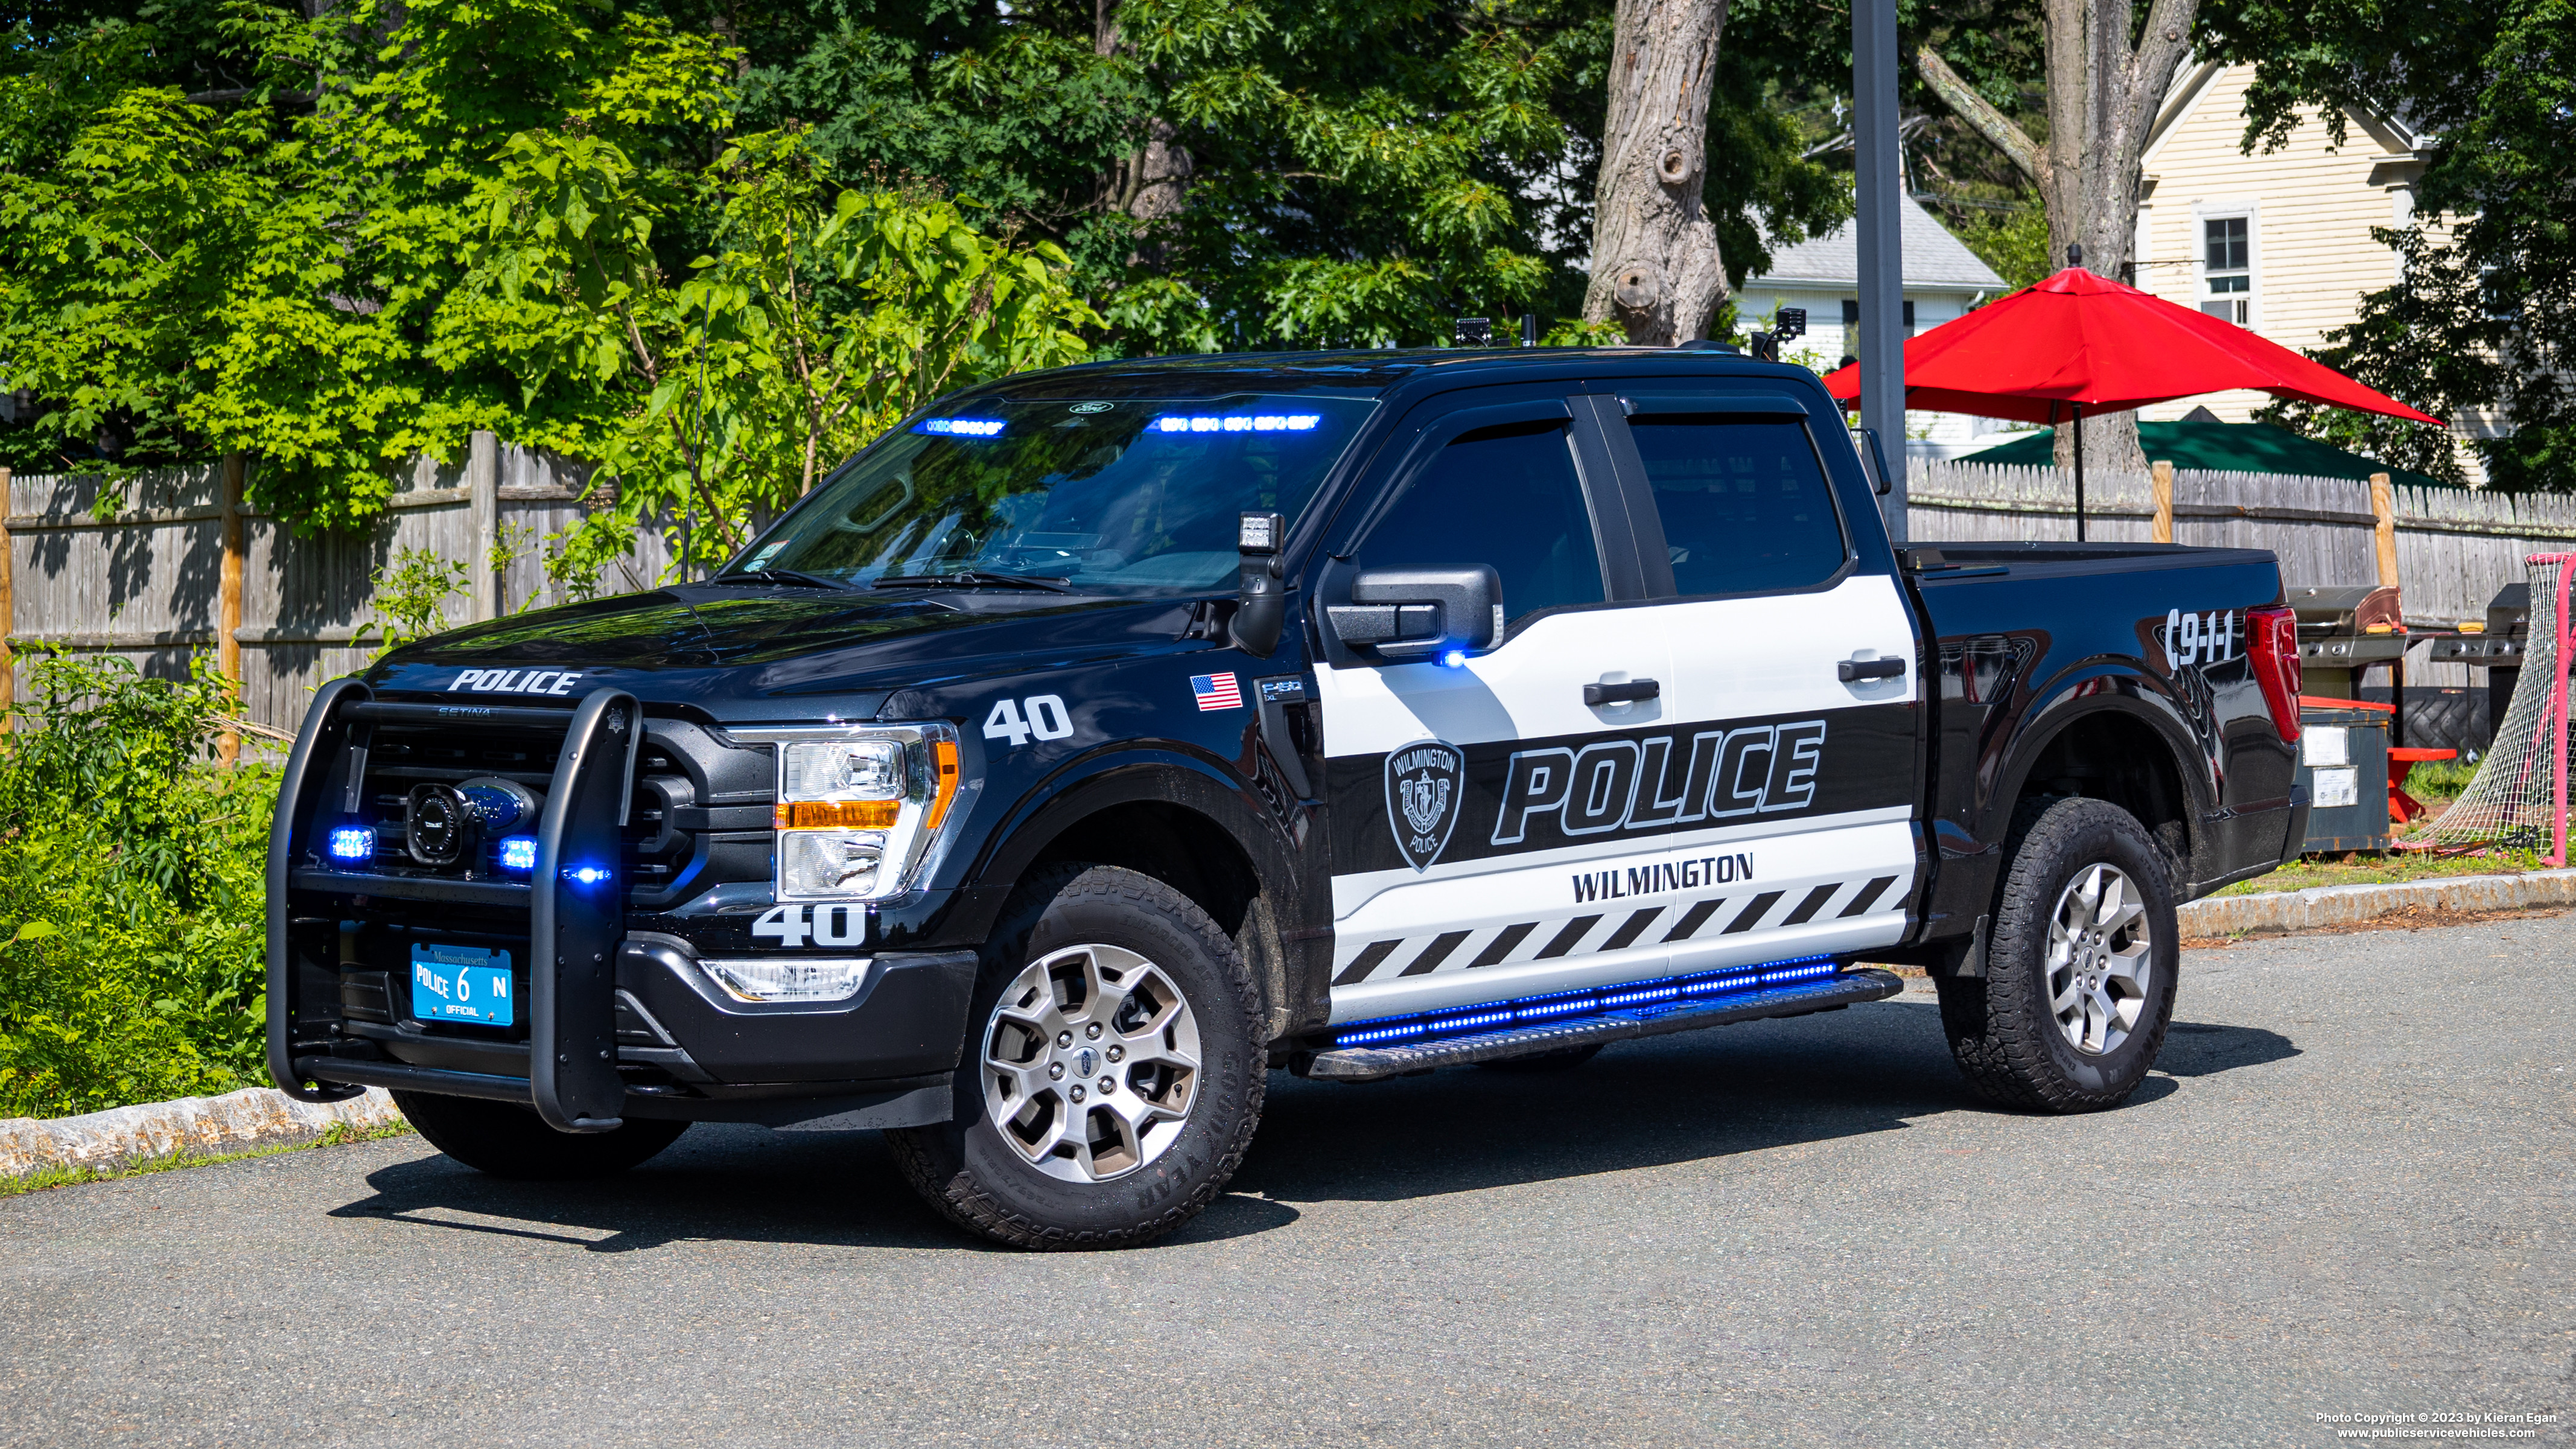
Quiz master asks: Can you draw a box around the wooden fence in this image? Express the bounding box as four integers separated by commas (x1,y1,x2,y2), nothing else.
0,433,669,752
4,446,2571,748
1907,460,2576,641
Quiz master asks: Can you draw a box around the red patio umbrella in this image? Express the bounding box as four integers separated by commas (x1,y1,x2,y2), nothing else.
1820,267,2442,538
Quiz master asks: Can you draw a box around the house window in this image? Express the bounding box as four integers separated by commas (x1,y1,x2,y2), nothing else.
2202,217,2251,324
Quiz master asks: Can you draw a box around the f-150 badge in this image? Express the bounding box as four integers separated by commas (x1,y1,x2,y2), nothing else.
1385,740,1465,872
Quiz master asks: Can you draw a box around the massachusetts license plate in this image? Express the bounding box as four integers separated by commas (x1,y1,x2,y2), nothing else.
410,943,515,1027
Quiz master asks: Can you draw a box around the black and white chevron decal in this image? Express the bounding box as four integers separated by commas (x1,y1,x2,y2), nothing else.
1332,872,1901,987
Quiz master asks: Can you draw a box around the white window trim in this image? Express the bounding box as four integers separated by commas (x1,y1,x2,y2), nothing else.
2192,199,2262,330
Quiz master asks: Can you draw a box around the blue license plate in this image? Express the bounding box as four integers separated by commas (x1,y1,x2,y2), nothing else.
410,943,515,1027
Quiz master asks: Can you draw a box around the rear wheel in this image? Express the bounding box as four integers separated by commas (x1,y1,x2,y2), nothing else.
392,1091,689,1179
888,864,1266,1249
1936,797,2180,1112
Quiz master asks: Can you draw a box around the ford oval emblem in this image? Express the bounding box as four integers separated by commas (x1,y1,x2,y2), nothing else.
1068,401,1115,414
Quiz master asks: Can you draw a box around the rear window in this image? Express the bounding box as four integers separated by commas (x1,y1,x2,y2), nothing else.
1630,419,1848,596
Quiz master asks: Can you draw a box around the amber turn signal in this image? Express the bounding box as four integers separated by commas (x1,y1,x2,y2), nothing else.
925,739,961,828
774,800,900,830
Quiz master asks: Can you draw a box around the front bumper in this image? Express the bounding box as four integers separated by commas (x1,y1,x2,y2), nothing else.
266,679,976,1132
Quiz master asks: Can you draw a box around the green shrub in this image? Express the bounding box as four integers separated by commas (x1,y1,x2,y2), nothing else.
0,650,275,1119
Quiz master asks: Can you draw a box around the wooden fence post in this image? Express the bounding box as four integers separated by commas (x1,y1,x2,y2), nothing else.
468,430,499,620
2370,472,2400,588
2151,460,2175,544
217,453,246,766
0,464,12,736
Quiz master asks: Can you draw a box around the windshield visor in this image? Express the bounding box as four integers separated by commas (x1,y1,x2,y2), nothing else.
733,395,1376,593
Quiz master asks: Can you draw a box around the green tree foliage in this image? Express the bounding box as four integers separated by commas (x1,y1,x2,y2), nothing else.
0,0,1096,558
1,0,1868,537
2201,0,2571,488
0,651,273,1117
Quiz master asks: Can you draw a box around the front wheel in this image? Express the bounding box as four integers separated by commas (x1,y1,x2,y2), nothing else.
887,865,1267,1249
1935,797,2180,1112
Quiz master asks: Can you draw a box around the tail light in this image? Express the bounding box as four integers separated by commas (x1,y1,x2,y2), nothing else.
2247,605,2302,745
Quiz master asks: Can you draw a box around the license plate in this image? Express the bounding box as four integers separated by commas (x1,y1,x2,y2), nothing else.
410,943,515,1027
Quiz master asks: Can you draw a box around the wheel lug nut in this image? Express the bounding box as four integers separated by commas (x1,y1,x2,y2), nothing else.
1085,1022,1102,1039
1070,1086,1086,1103
1106,1045,1124,1062
1099,1077,1116,1094
1048,1062,1064,1080
1057,1031,1073,1048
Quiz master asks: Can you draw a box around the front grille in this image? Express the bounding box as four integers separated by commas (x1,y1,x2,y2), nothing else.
336,714,775,908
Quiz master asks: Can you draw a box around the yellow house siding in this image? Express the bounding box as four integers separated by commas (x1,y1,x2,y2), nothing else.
2135,65,2417,426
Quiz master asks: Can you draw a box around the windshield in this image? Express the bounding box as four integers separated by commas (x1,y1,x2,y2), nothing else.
729,394,1377,593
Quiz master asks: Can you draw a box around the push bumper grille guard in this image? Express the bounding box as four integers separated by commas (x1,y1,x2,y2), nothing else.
266,678,643,1133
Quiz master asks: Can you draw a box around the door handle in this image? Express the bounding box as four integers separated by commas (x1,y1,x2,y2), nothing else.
1839,657,1907,682
1583,678,1661,705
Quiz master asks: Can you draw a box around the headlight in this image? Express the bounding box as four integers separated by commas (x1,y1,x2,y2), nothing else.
735,722,965,902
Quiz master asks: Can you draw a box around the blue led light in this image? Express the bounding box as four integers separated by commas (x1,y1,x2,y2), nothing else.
561,864,612,887
1332,955,1850,1048
326,826,375,863
1439,650,1467,668
498,836,537,871
913,418,1006,438
1150,413,1321,435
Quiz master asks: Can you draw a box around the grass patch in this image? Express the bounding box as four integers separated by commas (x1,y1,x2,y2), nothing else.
2215,843,2556,897
0,1118,413,1199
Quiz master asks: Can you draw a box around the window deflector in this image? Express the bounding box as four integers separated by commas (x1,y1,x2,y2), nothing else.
1619,392,1814,419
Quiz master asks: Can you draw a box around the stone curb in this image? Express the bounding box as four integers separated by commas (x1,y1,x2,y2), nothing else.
0,1086,405,1185
2179,866,2576,938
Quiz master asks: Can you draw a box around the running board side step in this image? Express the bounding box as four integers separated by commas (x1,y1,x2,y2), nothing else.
1297,968,1905,1083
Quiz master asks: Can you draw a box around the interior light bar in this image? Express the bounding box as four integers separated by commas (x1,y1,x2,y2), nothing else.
1332,956,1843,1049
1151,414,1321,435
915,418,1005,438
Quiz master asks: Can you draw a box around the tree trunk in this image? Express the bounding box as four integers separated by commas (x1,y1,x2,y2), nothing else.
1585,0,1731,346
1918,0,2195,475
1094,1,1193,261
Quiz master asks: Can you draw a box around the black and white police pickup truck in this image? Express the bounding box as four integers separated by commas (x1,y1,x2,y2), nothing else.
267,346,2311,1248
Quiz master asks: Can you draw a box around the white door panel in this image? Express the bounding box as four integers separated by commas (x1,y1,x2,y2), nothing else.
1314,606,1669,756
1327,812,1912,1022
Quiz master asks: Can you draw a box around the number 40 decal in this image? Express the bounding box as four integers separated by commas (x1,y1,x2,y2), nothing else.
983,693,1074,748
752,903,867,949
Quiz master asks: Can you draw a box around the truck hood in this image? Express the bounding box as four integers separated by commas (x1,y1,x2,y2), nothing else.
365,585,1208,718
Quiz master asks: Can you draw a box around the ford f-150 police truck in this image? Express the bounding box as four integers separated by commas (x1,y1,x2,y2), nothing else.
267,346,2311,1249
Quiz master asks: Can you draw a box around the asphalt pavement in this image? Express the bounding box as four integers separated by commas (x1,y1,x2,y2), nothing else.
5,916,2571,1448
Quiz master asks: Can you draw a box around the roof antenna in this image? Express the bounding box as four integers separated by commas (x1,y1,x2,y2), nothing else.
2066,244,2085,270
1520,313,1538,347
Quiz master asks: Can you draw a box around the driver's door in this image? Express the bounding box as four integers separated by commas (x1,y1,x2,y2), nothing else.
1311,394,1680,1026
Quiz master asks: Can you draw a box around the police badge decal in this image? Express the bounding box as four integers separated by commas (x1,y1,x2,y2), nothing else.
1384,739,1465,871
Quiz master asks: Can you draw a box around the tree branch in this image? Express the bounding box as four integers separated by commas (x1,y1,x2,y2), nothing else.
2125,0,2201,143
1916,45,2048,188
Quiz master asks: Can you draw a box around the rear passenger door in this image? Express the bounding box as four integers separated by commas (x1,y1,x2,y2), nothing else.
1310,393,1681,1027
1597,389,1921,971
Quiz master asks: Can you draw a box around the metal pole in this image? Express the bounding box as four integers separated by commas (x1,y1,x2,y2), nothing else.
1853,0,1906,543
2073,403,2087,543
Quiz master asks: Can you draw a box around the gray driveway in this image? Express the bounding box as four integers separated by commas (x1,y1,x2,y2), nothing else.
5,916,2569,1447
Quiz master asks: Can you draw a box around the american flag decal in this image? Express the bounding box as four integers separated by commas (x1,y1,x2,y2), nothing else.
1191,672,1244,711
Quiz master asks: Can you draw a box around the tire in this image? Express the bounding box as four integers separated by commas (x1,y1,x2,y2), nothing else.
1477,1043,1605,1073
887,864,1267,1250
1935,796,2180,1113
392,1091,690,1179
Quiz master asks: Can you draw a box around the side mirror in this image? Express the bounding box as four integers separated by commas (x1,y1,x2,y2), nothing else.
1326,565,1503,660
1850,426,1895,496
